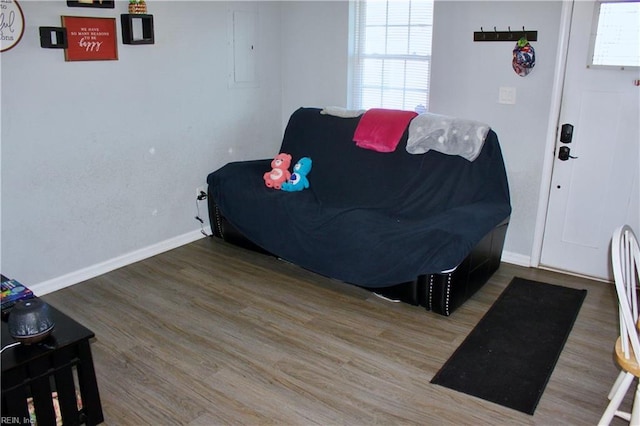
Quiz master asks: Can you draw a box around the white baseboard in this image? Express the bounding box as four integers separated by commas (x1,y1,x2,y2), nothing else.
500,250,531,268
31,226,212,296
31,240,530,296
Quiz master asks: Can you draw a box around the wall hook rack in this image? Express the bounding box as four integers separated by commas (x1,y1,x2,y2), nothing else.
474,26,537,42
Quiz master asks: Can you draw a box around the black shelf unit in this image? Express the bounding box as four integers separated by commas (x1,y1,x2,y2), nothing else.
121,14,154,45
39,27,68,48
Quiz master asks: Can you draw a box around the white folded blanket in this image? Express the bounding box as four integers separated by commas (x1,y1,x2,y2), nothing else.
320,106,366,118
406,113,490,161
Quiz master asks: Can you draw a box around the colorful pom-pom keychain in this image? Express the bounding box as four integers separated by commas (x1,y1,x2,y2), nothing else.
512,37,535,77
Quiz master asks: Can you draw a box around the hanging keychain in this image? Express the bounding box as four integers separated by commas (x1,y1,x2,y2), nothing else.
512,36,536,77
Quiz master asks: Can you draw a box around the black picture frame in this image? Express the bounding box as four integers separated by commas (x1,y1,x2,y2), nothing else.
66,0,115,8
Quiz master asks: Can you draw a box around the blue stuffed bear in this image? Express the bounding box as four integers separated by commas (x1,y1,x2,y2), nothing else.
281,157,312,192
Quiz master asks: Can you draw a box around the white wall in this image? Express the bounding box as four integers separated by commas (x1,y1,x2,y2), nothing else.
280,1,349,130
429,1,563,259
1,1,284,292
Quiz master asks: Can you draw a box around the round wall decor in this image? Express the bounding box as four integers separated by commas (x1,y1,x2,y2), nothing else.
1,0,25,53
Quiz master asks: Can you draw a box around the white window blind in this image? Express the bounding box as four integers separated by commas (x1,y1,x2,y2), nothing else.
590,1,640,68
350,0,434,112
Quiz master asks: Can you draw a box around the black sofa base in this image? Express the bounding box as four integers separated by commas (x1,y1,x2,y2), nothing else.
372,218,508,315
209,194,509,316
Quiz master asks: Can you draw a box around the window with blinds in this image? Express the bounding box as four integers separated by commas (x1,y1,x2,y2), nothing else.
589,1,640,68
349,0,435,111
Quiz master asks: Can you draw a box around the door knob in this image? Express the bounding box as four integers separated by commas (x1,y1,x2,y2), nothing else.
558,146,578,161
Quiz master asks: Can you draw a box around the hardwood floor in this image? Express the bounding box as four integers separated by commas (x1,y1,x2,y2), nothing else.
40,237,628,425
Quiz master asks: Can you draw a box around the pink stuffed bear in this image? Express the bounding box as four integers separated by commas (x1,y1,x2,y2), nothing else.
263,153,292,189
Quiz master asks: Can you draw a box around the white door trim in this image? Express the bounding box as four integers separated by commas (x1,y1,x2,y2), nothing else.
530,0,575,268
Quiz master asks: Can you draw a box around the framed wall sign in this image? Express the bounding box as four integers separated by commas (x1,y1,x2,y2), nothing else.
61,16,118,61
1,0,26,53
67,1,115,8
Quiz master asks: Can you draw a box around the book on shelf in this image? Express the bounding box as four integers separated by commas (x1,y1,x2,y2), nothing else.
1,278,35,312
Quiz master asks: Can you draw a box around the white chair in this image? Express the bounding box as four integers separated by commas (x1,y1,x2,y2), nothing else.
600,225,640,425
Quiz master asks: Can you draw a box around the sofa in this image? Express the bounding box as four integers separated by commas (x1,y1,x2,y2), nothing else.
207,107,511,316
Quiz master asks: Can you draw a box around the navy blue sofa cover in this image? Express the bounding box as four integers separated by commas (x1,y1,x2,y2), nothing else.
207,108,511,314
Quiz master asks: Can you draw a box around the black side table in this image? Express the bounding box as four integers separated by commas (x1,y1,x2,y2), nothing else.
1,303,104,425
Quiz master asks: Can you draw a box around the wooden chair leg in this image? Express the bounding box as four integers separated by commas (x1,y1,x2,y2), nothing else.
600,372,635,426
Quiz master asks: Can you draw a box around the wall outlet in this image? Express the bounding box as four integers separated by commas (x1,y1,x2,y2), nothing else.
196,185,207,199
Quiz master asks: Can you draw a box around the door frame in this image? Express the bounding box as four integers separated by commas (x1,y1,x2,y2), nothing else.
530,1,574,270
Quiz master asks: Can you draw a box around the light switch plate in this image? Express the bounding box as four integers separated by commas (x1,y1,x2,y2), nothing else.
498,87,517,104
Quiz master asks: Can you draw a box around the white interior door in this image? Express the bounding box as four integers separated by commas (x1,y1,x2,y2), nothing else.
540,0,640,281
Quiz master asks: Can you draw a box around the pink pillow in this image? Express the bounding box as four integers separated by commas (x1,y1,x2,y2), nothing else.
353,108,418,153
